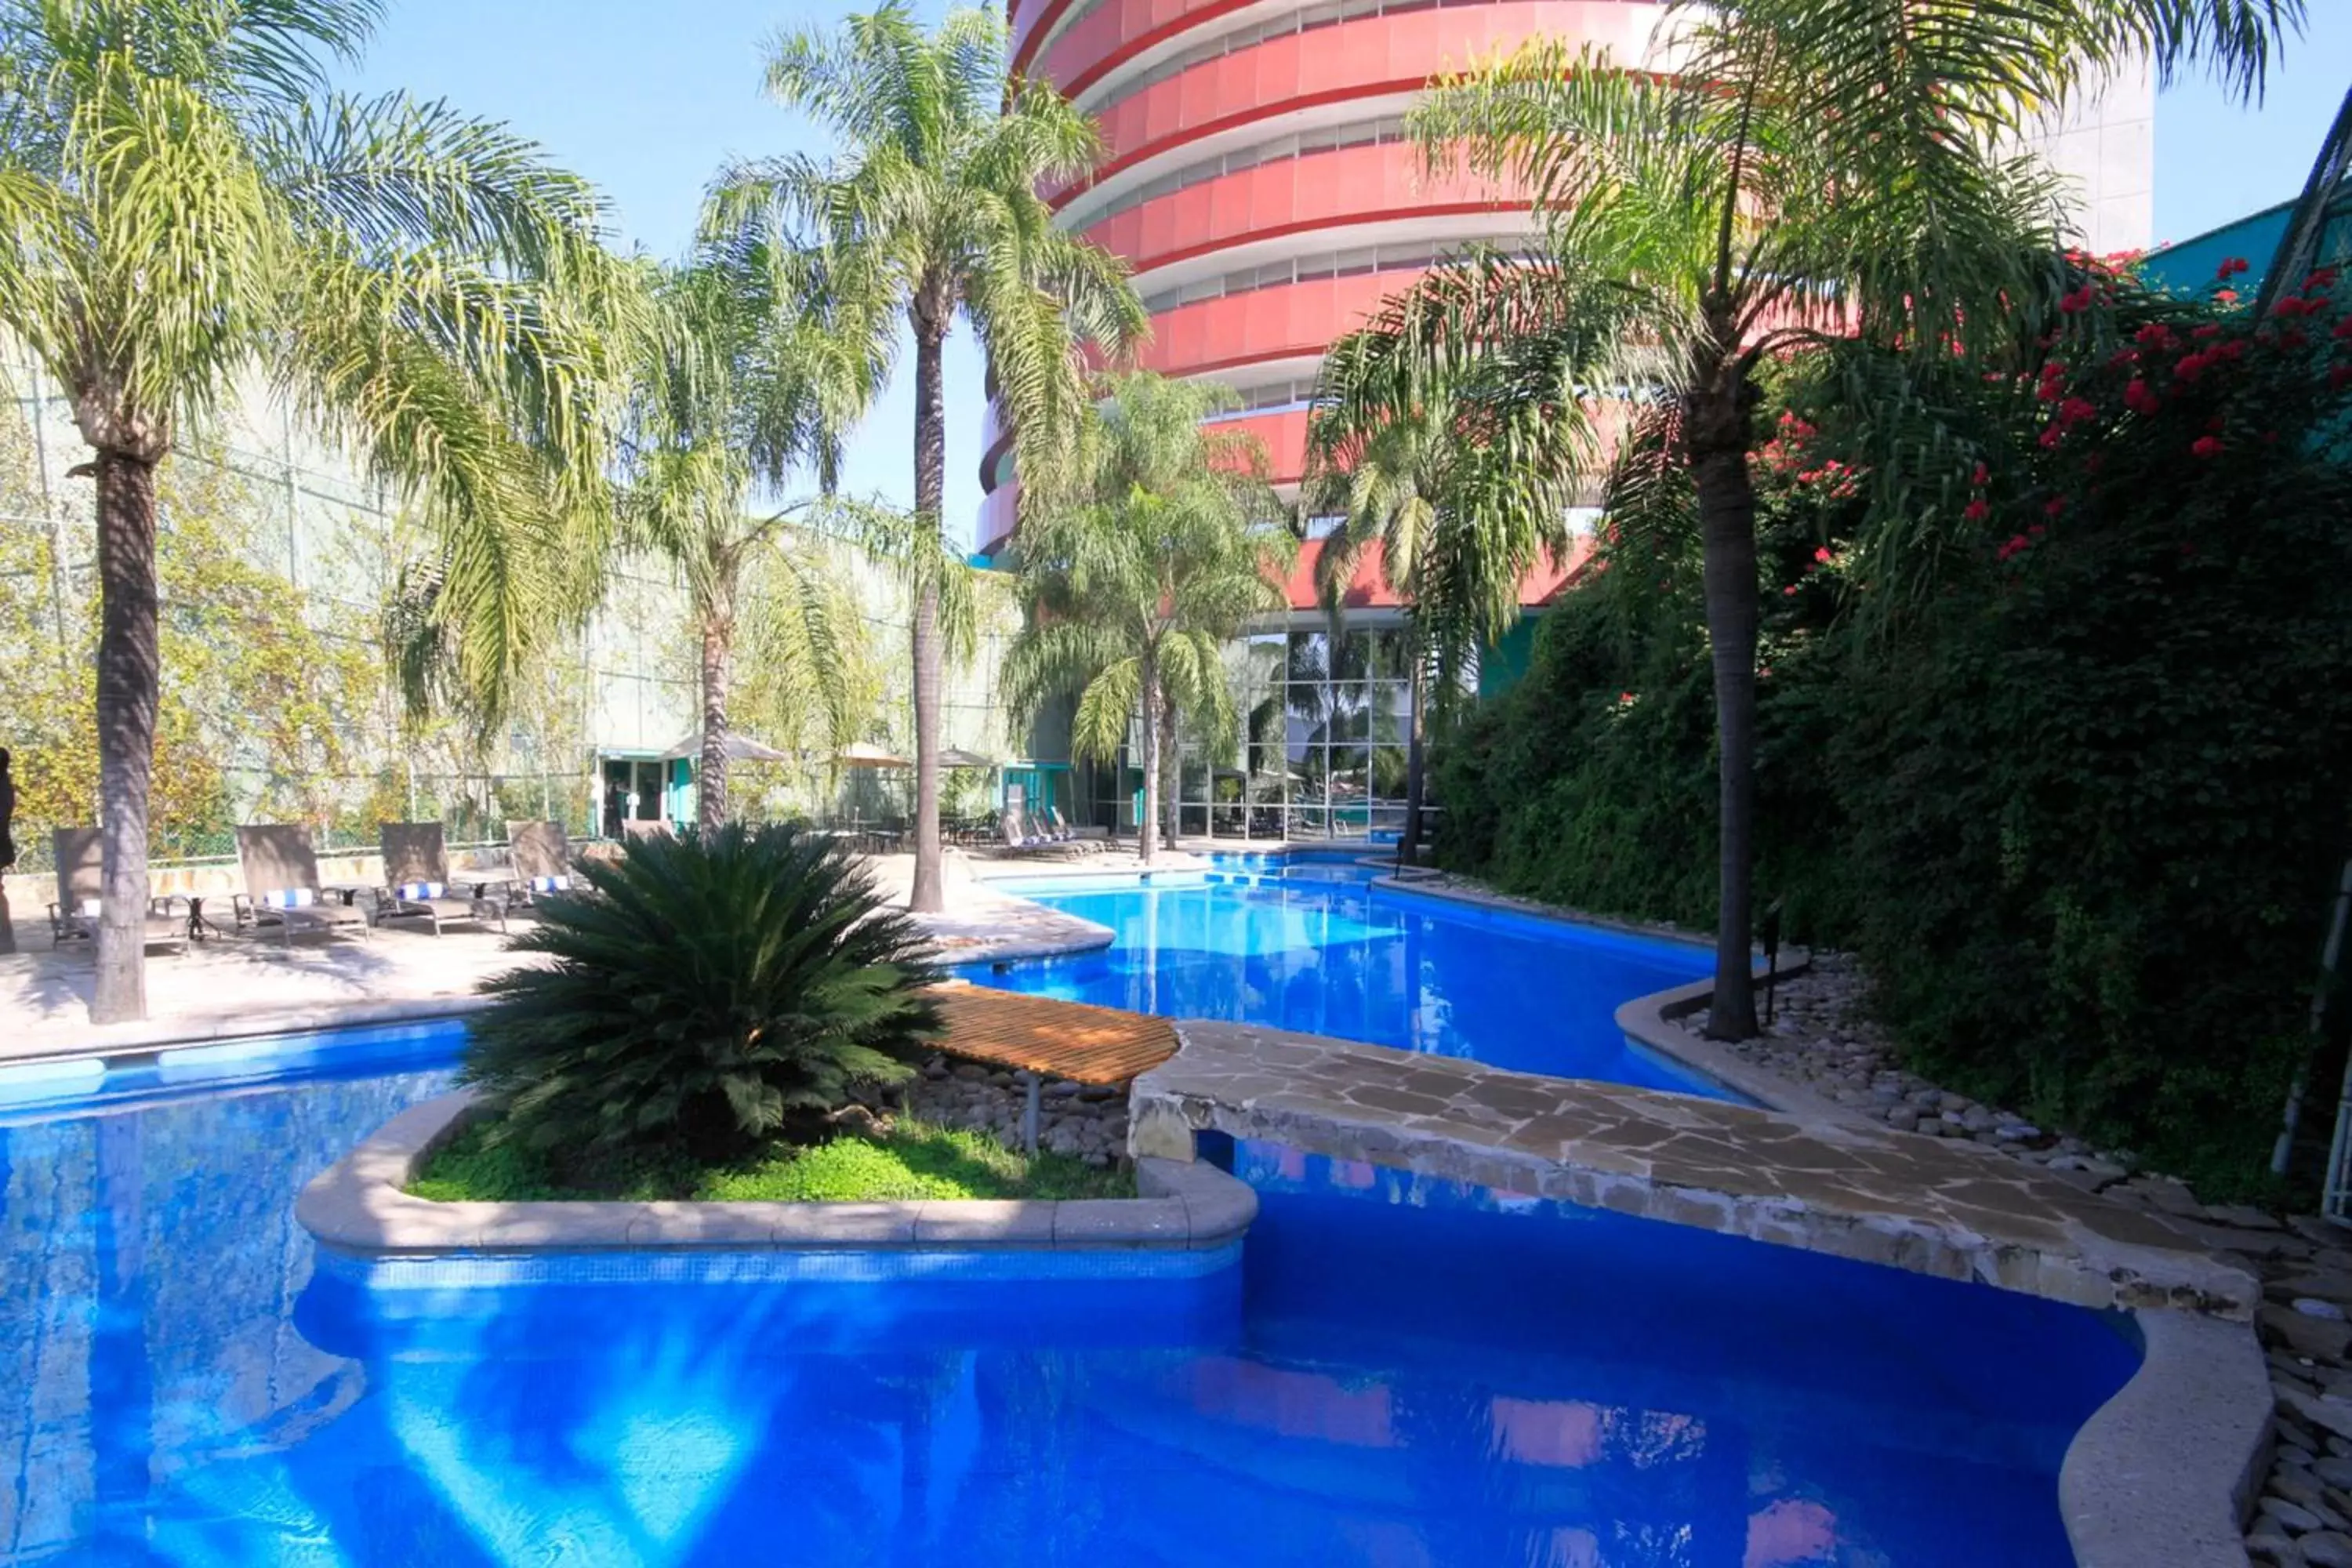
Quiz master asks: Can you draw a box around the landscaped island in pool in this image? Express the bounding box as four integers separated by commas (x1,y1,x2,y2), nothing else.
962,856,1729,1096
0,1023,2138,1566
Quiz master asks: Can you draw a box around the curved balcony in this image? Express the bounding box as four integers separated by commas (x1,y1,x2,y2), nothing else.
1077,140,1520,281
1056,3,1655,194
1129,267,1432,380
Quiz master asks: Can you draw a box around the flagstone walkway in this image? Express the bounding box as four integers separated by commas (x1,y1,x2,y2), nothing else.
1131,1017,2259,1319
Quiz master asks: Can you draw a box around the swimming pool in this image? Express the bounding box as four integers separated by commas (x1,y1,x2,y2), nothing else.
962,858,1729,1098
0,1026,2137,1566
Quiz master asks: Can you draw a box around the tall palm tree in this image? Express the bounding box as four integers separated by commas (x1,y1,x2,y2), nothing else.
709,2,1145,912
624,249,880,834
1338,0,2299,1038
1002,373,1293,863
0,0,629,1022
1305,321,1588,864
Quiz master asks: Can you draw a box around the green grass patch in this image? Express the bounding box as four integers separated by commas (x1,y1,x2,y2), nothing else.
408,1116,1134,1203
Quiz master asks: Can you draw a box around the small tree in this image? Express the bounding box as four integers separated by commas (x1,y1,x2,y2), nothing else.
623,249,880,833
0,0,629,1022
1342,0,2294,1036
1004,374,1294,862
710,2,1145,912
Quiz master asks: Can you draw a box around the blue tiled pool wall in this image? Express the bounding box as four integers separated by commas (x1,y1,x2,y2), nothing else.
0,1033,2140,1565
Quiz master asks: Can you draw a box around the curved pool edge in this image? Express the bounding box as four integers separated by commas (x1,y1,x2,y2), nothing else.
296,1089,1258,1276
2060,1307,2271,1568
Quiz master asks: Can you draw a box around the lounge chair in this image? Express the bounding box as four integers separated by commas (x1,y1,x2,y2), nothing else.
999,811,1090,859
506,819,578,903
1044,805,1105,854
234,825,371,946
377,822,506,935
621,819,673,844
45,828,190,952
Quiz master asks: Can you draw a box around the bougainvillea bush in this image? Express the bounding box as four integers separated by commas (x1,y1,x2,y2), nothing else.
1439,260,2352,1193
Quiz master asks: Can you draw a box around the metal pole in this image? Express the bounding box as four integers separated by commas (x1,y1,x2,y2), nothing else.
2278,853,2352,1177
1021,1071,1040,1157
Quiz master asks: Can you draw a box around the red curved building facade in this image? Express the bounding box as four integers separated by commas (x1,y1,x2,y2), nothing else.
976,0,1666,557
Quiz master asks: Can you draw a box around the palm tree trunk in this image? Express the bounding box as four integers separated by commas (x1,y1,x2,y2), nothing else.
1400,658,1427,866
909,307,948,913
1160,703,1180,849
696,616,732,839
1691,387,1761,1041
1138,653,1161,864
91,449,160,1025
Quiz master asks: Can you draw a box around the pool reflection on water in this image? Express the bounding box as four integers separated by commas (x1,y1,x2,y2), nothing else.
0,1030,2136,1566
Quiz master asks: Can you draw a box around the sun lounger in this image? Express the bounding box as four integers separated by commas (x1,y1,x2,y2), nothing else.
1000,811,1091,859
1044,806,1105,854
234,825,370,946
378,822,506,935
505,819,579,903
45,828,190,952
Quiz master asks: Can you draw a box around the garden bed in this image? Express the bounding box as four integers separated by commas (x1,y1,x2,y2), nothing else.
408,1114,1134,1203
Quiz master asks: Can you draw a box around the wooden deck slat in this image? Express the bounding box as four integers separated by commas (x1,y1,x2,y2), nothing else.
928,986,1178,1084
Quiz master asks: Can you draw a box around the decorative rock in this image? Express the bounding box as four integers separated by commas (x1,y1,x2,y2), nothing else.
2307,1533,2352,1568
2274,1469,2331,1513
2263,1497,2325,1534
2314,1458,2352,1491
2248,1531,2303,1566
2299,1298,2350,1322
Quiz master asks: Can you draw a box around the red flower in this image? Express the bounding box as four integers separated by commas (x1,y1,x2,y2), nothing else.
2057,396,2098,427
2216,288,2241,305
1781,584,1799,597
2190,435,2223,458
2029,524,2046,539
2135,323,2176,350
2310,267,2340,291
2275,296,2312,319
1971,462,1989,485
2217,256,2250,279
2175,352,2210,382
2192,325,2223,340
2334,319,2352,340
2124,379,2160,415
1813,546,1834,563
1963,499,1991,523
2043,497,2067,519
2038,426,2063,448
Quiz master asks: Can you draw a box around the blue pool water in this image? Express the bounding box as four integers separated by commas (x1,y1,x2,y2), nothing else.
0,1025,2138,1566
962,860,1728,1097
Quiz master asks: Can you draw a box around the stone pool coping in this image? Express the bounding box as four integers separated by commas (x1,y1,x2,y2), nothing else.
295,1090,1256,1258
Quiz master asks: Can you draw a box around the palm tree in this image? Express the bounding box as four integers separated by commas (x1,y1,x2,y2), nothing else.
709,2,1145,912
0,0,628,1022
1305,325,1587,864
623,248,880,834
1002,373,1294,863
1338,0,2298,1038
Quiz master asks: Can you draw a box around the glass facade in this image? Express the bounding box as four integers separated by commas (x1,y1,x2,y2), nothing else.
1077,624,1417,840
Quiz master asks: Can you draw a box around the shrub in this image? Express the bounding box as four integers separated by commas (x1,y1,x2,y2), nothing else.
464,822,942,1166
1434,263,2352,1196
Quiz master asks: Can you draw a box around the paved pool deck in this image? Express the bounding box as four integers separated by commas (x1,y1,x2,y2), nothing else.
0,849,1116,1062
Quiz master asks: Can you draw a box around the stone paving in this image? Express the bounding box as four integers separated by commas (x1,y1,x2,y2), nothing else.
1666,946,2352,1568
1131,1018,2258,1318
0,848,1111,1063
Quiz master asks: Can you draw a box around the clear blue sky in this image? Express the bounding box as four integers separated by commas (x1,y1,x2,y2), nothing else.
345,2,2352,543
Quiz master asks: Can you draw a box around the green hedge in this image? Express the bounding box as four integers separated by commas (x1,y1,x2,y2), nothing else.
1436,267,2352,1196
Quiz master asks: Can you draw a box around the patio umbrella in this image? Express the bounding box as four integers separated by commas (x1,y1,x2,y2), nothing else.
937,747,997,769
834,742,913,768
656,731,794,764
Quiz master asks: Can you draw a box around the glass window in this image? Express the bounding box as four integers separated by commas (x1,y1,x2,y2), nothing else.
1330,628,1370,681
1371,746,1410,800
1287,629,1329,683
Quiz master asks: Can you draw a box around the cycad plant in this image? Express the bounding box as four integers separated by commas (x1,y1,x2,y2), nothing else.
1341,0,2296,1037
466,824,942,1165
1004,373,1294,862
709,2,1146,913
0,0,630,1022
